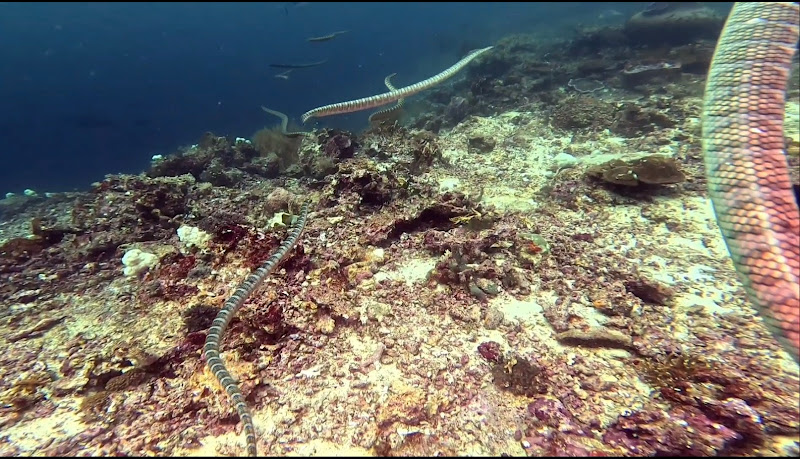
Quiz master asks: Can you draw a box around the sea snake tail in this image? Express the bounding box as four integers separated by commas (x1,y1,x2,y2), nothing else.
368,73,405,123
702,2,800,361
261,106,313,137
301,46,493,123
203,201,310,456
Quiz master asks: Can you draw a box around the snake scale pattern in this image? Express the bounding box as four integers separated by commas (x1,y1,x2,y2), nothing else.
702,1,800,362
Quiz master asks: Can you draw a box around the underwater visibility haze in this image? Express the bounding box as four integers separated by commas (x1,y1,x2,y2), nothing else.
0,1,634,193
0,1,798,457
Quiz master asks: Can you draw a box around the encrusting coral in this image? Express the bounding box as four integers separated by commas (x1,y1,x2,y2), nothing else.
0,3,798,458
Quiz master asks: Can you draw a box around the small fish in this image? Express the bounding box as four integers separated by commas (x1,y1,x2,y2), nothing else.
274,69,292,80
269,59,328,69
307,30,349,43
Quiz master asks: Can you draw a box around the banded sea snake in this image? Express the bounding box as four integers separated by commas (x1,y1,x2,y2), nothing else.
367,72,404,124
262,72,403,132
301,46,493,123
702,1,799,362
260,106,313,137
201,5,800,455
203,202,309,456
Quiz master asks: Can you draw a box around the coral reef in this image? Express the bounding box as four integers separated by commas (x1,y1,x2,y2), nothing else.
624,3,725,46
586,156,686,187
251,126,303,173
0,7,798,458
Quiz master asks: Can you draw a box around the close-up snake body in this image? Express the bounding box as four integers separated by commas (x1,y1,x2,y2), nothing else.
702,2,800,362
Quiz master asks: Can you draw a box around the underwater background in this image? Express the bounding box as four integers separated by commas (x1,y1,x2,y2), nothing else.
0,1,721,193
0,2,798,457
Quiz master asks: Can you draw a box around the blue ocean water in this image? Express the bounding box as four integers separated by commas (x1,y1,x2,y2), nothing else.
0,1,645,193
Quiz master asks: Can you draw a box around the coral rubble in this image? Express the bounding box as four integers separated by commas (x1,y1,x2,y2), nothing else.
1,7,798,458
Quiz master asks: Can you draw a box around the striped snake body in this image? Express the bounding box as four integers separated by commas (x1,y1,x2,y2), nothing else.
368,72,405,124
702,1,800,361
260,106,313,137
301,46,493,123
203,202,310,456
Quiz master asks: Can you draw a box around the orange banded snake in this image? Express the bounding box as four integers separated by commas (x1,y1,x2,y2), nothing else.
702,1,800,362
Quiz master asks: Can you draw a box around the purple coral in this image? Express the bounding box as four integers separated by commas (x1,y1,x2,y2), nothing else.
324,132,358,159
477,341,502,363
527,396,571,427
602,405,758,456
